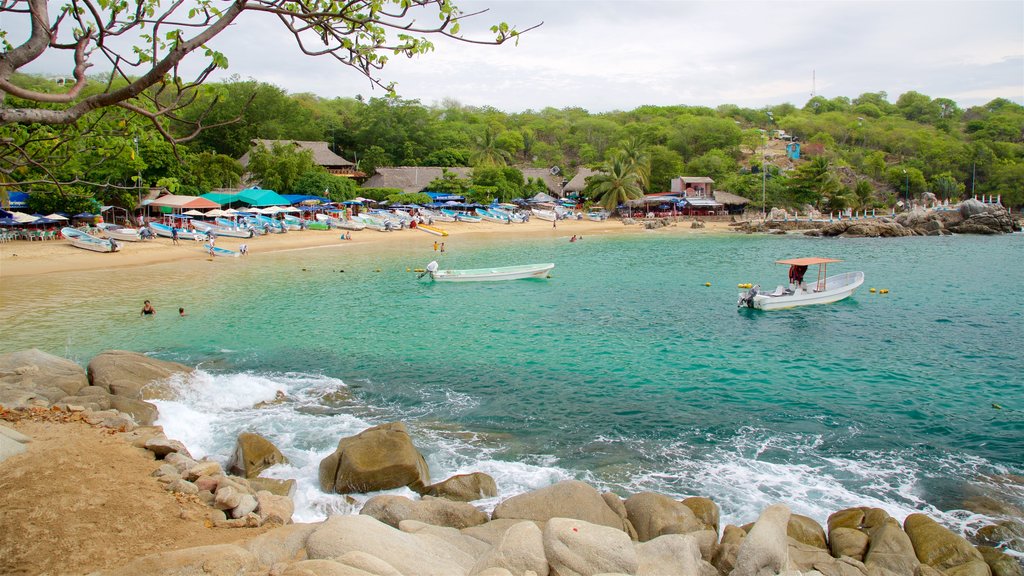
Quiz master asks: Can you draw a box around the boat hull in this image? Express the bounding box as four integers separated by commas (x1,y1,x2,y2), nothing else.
531,208,557,221
740,272,864,310
98,224,143,242
202,244,239,258
63,227,121,252
430,263,555,282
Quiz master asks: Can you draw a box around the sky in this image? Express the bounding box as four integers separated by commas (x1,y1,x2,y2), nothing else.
18,0,1024,113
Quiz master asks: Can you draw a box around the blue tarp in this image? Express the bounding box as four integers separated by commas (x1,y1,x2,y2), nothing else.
280,194,331,205
7,191,28,209
425,192,465,202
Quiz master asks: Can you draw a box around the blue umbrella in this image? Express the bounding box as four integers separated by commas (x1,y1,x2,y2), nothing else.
74,212,95,218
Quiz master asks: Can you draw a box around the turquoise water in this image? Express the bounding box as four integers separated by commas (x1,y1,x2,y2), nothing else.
3,232,1022,532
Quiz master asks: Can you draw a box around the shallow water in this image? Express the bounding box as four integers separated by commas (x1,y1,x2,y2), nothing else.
3,231,1022,534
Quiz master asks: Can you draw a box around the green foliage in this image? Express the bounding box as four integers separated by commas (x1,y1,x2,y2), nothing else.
359,187,403,202
425,170,472,195
293,172,358,202
585,152,644,213
647,145,685,193
788,157,842,208
930,172,965,200
26,189,101,215
246,142,318,194
385,192,432,205
181,152,244,192
471,165,525,202
686,149,738,181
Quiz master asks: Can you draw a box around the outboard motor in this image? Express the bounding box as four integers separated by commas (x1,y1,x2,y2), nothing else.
737,284,760,308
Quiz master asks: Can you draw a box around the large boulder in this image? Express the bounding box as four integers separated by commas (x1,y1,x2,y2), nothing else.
864,519,920,576
87,350,193,399
0,423,30,464
788,513,828,549
227,432,288,478
543,517,638,576
418,472,498,502
903,513,986,572
491,480,627,532
318,422,430,494
712,524,747,575
624,492,703,542
244,523,319,567
93,544,257,575
0,349,88,398
977,546,1024,576
360,494,487,529
682,496,720,533
830,526,870,561
636,534,717,576
468,521,548,576
732,504,792,576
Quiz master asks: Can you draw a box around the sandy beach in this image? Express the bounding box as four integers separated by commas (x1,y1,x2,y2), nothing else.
0,217,734,279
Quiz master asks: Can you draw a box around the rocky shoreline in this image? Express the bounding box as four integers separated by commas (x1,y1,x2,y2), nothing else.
2,348,1022,576
734,199,1020,237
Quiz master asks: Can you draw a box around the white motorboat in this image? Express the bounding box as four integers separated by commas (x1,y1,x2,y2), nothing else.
192,220,255,238
63,227,121,253
424,261,555,282
531,208,557,221
97,222,144,242
738,258,864,310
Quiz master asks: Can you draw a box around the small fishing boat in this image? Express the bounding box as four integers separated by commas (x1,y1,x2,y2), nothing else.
531,208,557,222
63,227,121,252
441,209,481,223
424,261,555,282
419,208,456,223
97,222,144,242
417,224,449,237
586,210,609,221
192,220,255,238
476,208,514,223
738,257,864,310
353,214,392,232
149,222,208,241
202,244,240,258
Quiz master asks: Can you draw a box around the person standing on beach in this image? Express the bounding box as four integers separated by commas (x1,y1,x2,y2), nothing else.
239,243,248,255
433,241,438,251
171,226,179,245
440,242,446,253
141,300,155,316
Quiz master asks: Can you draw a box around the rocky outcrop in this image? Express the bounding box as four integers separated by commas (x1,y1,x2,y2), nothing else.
819,219,916,237
491,480,629,533
682,496,721,533
87,350,193,399
0,349,89,401
543,517,638,576
904,513,988,574
732,503,792,576
418,472,498,502
788,513,827,549
360,494,488,529
468,521,548,576
227,432,288,479
624,492,703,542
318,422,430,494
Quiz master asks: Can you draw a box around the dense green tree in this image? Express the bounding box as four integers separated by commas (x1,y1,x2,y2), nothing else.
930,172,965,201
182,152,245,193
686,149,738,181
293,172,358,202
647,145,685,193
788,157,842,208
359,145,393,176
245,143,318,194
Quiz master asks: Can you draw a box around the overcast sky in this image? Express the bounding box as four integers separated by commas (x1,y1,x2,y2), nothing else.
21,0,1024,112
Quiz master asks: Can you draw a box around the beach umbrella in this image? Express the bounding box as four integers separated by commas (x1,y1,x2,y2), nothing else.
223,208,239,215
44,213,69,221
205,209,226,217
12,211,38,223
279,206,300,213
182,209,206,216
0,217,19,226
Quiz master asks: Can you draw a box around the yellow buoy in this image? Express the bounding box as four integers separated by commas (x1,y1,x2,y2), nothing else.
414,268,425,273
880,289,889,294
406,268,411,272
705,282,711,287
869,288,876,293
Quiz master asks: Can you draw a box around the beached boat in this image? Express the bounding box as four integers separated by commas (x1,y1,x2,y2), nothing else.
192,220,256,238
419,208,456,223
441,209,481,223
149,222,208,241
417,224,449,237
586,210,609,221
202,244,240,258
63,227,121,253
352,214,392,232
737,258,864,310
425,262,555,282
531,208,557,221
97,222,144,242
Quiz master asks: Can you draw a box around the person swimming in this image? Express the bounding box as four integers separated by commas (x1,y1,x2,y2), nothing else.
141,300,155,316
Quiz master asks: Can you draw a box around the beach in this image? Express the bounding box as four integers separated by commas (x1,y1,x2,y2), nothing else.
0,217,733,278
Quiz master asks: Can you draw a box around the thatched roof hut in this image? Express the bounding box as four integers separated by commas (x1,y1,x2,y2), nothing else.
239,140,359,176
563,168,598,195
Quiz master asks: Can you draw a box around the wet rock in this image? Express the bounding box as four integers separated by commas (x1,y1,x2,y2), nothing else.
87,350,193,399
624,492,703,542
492,480,627,532
418,472,498,502
227,432,287,479
318,422,430,494
360,494,487,529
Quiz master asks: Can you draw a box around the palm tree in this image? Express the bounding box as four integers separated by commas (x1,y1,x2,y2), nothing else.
586,152,644,213
618,136,651,192
472,127,511,167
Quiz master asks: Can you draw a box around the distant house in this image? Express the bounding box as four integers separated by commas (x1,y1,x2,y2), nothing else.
362,166,564,196
239,140,361,177
713,190,752,215
671,176,715,197
562,168,597,196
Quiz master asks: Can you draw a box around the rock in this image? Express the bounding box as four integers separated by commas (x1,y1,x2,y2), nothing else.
336,551,407,576
83,409,136,430
469,520,548,576
87,350,193,399
167,478,199,495
690,529,720,562
636,533,717,576
255,490,293,524
976,546,1024,576
492,480,627,533
418,472,498,502
249,477,297,498
462,519,540,547
360,494,488,529
231,493,259,519
732,504,792,576
0,423,31,464
713,524,747,575
903,513,985,571
227,432,288,479
789,539,840,572
306,514,471,575
603,492,639,540
214,485,243,510
185,459,223,481
829,508,866,533
830,526,870,561
398,520,491,560
864,519,920,576
0,388,51,409
952,211,1015,234
0,349,89,397
108,395,159,426
959,199,992,218
788,513,828,549
93,544,257,575
245,522,318,566
863,508,892,532
277,559,376,575
318,422,430,494
143,435,192,459
974,519,1024,552
624,492,703,542
543,517,638,576
682,496,720,533
164,452,198,473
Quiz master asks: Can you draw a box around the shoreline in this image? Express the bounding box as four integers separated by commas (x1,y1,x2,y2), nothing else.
0,217,735,279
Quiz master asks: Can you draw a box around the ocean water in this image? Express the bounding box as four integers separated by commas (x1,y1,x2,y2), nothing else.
3,231,1023,540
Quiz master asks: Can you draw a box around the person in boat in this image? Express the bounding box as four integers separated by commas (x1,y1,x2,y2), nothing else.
789,264,809,291
141,300,155,316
